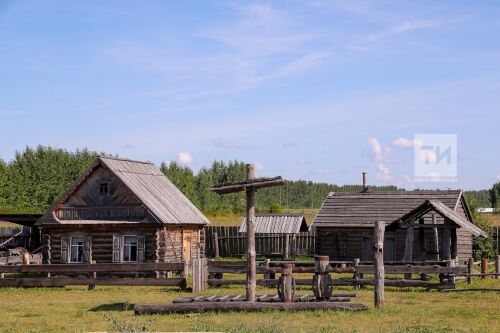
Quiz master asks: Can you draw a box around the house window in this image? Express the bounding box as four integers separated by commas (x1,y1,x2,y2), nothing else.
98,183,109,197
122,235,138,262
69,236,85,263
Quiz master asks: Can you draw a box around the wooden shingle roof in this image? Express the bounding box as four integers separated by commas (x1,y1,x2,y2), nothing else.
36,156,209,226
312,190,470,227
239,214,308,234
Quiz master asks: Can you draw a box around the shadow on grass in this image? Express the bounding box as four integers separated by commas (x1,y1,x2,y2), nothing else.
89,302,134,312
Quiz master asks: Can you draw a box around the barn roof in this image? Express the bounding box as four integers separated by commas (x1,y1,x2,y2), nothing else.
387,200,487,237
312,190,472,228
36,156,209,226
239,214,308,234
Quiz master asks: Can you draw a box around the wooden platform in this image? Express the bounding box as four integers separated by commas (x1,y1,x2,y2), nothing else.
172,293,356,304
134,301,368,315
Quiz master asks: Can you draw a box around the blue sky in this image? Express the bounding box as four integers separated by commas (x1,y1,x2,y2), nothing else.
0,1,499,190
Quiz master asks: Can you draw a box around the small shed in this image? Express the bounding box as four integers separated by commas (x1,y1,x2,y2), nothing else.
36,156,209,265
239,214,308,234
386,200,487,263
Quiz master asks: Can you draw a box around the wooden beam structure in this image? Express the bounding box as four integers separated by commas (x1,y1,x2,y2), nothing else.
211,163,284,302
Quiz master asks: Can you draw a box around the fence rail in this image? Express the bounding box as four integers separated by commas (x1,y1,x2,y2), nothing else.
204,226,316,258
0,262,187,289
200,259,463,290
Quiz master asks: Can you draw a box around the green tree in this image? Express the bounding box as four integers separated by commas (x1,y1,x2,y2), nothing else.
160,161,198,206
489,182,500,208
467,197,495,259
5,146,98,211
0,158,7,207
269,203,283,213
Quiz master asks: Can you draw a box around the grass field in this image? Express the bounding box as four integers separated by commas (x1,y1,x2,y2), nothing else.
0,277,498,333
483,214,500,227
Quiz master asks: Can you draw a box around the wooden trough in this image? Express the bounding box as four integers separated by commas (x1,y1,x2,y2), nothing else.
134,302,368,315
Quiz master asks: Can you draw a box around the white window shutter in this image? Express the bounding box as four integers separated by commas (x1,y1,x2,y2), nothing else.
137,235,146,262
60,235,69,263
112,234,121,262
84,236,92,263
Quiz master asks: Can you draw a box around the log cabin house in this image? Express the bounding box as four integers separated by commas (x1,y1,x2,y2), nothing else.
35,156,209,265
312,177,485,263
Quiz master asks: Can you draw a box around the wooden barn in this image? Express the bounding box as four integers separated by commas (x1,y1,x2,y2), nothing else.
35,156,209,265
312,185,485,263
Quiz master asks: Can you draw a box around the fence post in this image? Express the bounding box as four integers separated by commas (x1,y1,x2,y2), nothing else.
284,234,290,260
213,232,219,258
353,258,360,290
495,255,499,280
467,257,473,285
374,221,385,309
192,258,208,292
278,263,294,303
481,258,488,279
313,256,331,300
88,260,96,291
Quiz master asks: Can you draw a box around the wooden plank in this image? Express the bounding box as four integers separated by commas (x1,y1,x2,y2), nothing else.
0,277,185,288
0,262,184,274
134,302,368,314
355,265,467,274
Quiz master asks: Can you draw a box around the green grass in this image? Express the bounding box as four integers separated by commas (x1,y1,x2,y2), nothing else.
0,278,498,332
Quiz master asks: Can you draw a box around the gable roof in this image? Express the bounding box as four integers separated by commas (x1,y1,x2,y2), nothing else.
239,214,308,234
312,190,470,228
36,156,209,226
386,200,487,237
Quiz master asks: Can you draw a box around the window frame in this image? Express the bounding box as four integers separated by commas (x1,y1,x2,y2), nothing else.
121,234,139,263
98,182,110,197
69,236,86,263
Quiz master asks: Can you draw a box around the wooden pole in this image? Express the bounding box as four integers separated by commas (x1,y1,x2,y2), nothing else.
496,255,500,280
418,218,427,281
481,258,488,279
284,234,290,260
313,255,331,300
279,263,294,303
374,221,385,309
246,164,256,302
213,232,219,258
404,224,414,280
467,257,473,285
431,214,440,261
441,226,451,261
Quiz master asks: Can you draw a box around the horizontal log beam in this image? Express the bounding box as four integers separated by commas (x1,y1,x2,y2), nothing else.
134,301,368,315
210,177,285,194
0,262,185,273
355,265,467,274
0,277,185,288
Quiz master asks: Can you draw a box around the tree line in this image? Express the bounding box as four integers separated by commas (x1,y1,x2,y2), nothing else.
1,145,499,214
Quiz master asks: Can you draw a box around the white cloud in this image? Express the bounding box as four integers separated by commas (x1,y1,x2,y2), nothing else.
365,20,440,44
391,137,424,149
177,152,193,164
496,173,500,181
255,162,264,172
367,137,390,161
377,163,394,181
403,174,414,183
296,159,306,165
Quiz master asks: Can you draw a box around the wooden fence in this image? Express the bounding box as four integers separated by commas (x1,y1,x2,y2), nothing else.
494,226,499,255
0,262,187,289
192,259,463,291
204,226,316,258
